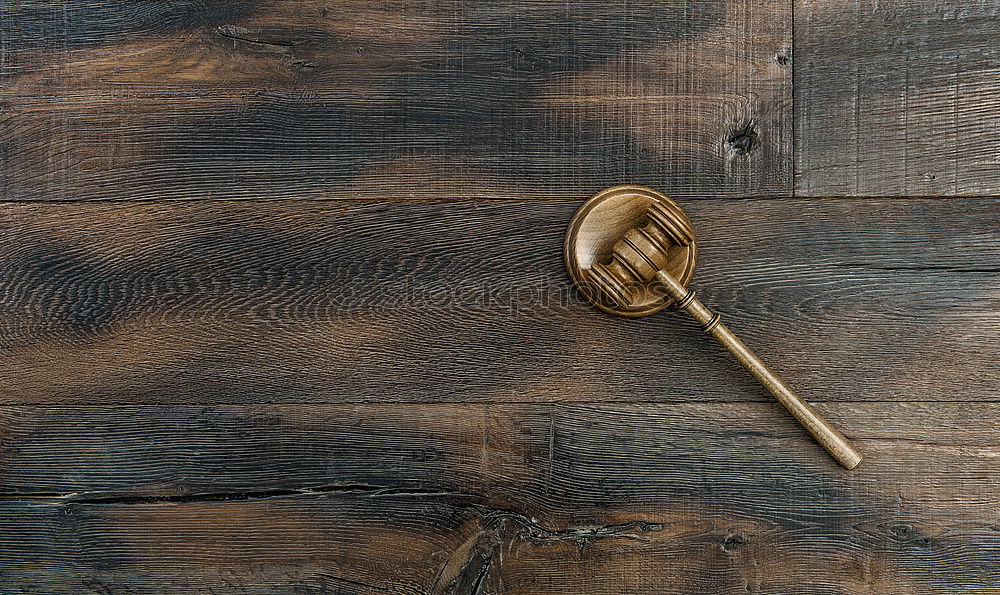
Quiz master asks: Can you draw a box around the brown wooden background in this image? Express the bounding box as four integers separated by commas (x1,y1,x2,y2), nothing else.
1,1,999,593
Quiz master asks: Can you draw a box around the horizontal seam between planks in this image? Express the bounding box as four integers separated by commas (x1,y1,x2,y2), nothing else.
0,195,999,206
2,399,1000,408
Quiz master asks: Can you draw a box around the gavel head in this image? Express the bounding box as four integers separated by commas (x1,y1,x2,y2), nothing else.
564,185,697,317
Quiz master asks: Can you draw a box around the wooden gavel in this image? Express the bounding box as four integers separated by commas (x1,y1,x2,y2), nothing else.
565,185,863,469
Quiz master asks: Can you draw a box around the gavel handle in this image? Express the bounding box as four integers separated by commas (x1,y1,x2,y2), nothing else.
654,269,864,470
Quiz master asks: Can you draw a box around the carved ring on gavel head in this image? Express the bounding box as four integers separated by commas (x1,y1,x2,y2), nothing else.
564,185,864,470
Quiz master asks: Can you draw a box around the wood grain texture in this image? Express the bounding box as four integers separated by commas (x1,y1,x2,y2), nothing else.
1,198,997,404
2,3,998,592
795,0,1000,196
3,402,1000,593
0,0,790,202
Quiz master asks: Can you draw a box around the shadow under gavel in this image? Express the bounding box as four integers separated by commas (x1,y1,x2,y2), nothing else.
565,185,863,470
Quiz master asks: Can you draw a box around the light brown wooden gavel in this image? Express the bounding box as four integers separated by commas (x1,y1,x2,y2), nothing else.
565,186,863,469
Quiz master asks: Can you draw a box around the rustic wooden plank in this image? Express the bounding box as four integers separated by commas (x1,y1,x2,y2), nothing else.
0,198,997,404
795,1,1000,196
1,494,483,594
2,402,1000,593
0,0,791,202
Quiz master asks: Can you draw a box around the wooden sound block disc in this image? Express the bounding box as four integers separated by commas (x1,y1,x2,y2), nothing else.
564,185,698,317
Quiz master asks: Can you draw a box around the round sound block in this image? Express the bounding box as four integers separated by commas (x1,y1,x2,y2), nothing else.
564,185,697,317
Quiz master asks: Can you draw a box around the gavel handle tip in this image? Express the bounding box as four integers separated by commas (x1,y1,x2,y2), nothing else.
824,432,864,469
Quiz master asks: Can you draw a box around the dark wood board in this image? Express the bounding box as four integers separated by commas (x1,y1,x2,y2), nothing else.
3,402,1000,593
0,0,790,202
0,198,997,405
795,1,1000,196
3,1,999,593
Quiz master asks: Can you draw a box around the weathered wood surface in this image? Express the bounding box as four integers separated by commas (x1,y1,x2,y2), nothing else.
795,0,1000,196
2,402,999,593
0,0,790,202
0,198,997,404
2,1,999,593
